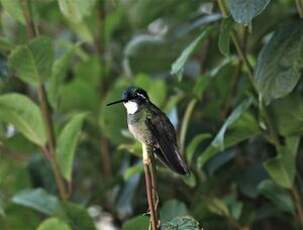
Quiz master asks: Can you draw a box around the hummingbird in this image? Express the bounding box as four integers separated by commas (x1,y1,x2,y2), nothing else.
107,86,189,175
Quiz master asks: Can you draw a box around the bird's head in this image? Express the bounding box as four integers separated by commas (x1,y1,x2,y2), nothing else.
107,87,150,114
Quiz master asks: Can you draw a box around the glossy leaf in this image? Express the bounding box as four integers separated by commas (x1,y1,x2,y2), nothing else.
59,202,96,230
9,36,53,85
186,133,211,164
160,199,188,222
206,197,229,216
48,46,76,109
122,215,149,230
226,0,271,24
0,0,25,24
162,216,200,230
255,22,303,104
37,218,71,230
258,180,295,213
12,188,60,215
0,93,47,146
56,113,87,181
171,28,212,79
193,75,210,100
198,98,256,168
123,163,143,181
264,136,300,188
272,94,303,136
57,0,96,23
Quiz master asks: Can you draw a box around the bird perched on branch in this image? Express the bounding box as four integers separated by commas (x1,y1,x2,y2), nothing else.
107,86,189,175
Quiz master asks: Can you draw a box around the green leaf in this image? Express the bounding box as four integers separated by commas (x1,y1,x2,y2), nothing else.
12,188,60,215
59,78,99,113
218,18,233,57
160,200,188,222
123,164,143,181
37,218,71,230
264,157,292,188
213,98,253,150
272,94,303,136
59,202,96,230
56,113,87,181
171,28,212,79
264,136,300,189
258,179,295,213
255,22,303,104
122,215,149,230
206,197,230,216
48,46,76,109
0,195,4,217
186,133,211,164
67,20,93,43
224,195,243,220
198,98,256,168
0,93,47,146
57,0,96,23
226,0,271,25
100,82,128,145
161,216,200,230
0,0,25,24
9,36,53,85
193,75,210,100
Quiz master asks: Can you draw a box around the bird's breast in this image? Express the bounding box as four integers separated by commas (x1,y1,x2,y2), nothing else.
127,112,153,145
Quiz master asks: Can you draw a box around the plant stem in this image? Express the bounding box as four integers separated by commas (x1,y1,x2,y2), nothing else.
291,186,303,227
217,0,257,94
221,60,242,119
21,0,67,200
295,0,303,18
142,144,160,230
42,147,67,201
180,99,197,153
100,136,112,178
149,153,160,210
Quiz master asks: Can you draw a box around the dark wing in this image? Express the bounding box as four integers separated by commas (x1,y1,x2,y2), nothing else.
145,103,189,175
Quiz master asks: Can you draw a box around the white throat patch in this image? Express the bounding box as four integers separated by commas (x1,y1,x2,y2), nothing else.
123,101,139,114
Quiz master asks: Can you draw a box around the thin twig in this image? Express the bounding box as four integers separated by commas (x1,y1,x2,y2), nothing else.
21,0,68,200
142,144,160,230
295,0,303,18
42,147,68,200
217,0,257,95
220,60,242,119
290,186,303,227
100,137,112,177
149,153,160,211
95,1,113,178
179,99,197,153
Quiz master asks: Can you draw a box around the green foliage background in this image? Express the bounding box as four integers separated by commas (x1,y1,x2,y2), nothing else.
0,0,303,229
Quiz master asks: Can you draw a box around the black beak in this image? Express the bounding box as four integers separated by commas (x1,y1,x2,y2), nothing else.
106,99,125,106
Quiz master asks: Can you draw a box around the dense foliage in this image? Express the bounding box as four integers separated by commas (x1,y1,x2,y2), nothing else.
0,0,303,229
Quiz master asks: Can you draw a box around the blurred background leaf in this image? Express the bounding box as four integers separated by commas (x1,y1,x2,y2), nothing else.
0,0,303,229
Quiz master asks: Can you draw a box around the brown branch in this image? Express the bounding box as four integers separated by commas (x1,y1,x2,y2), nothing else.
217,0,257,95
149,153,160,211
100,136,112,177
142,144,160,230
295,0,303,18
42,147,68,200
21,0,68,200
291,186,303,227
